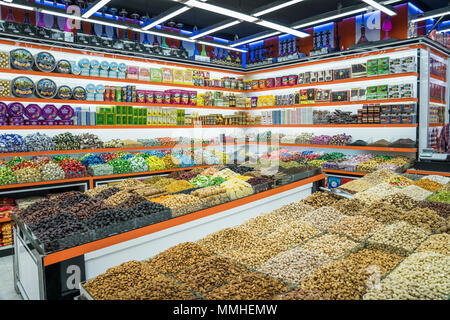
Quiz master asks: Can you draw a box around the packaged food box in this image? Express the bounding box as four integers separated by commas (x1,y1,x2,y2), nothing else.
127,66,139,80
173,69,184,84
377,57,390,75
331,90,348,102
139,68,150,81
0,51,10,69
351,63,367,78
366,86,378,100
136,90,146,103
162,68,173,83
183,69,193,85
376,85,388,99
367,58,378,76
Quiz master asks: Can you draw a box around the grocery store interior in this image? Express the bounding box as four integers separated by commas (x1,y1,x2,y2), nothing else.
0,0,449,301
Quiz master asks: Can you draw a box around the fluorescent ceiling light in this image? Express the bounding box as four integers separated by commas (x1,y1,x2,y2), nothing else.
437,25,450,33
0,0,34,10
253,0,305,17
361,0,396,16
178,0,309,38
257,20,308,38
183,0,258,23
82,0,111,18
142,6,191,31
197,40,247,53
294,8,367,28
134,28,196,42
84,18,128,29
411,7,450,23
190,20,240,39
230,31,281,47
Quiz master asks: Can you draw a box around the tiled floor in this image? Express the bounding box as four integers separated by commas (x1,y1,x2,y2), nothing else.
0,256,22,300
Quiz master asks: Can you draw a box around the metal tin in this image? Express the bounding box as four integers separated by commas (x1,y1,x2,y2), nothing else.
10,48,34,70
56,59,72,74
35,78,58,99
57,85,73,100
11,76,35,98
34,51,56,73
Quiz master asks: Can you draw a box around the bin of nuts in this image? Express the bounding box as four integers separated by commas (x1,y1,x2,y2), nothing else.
161,194,203,217
191,186,228,208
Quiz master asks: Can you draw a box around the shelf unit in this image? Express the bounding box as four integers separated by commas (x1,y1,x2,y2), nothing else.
0,69,246,93
0,217,12,223
246,73,419,92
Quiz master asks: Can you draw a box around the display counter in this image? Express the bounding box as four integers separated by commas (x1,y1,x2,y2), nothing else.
12,172,324,300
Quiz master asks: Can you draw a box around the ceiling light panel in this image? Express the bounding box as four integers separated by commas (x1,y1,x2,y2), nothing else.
142,6,191,31
257,20,308,38
190,20,241,40
230,31,281,47
361,0,396,16
253,0,305,17
82,0,112,18
411,7,450,23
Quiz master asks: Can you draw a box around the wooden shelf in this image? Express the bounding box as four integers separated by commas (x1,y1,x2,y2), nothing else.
249,98,418,110
248,73,419,92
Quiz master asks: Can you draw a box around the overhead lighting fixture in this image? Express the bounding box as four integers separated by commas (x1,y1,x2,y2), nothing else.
257,20,308,38
175,0,309,38
190,20,240,40
180,0,258,23
253,0,305,17
134,28,196,42
411,7,450,23
361,0,396,16
197,40,247,53
142,6,191,31
230,31,281,47
82,0,111,18
293,8,367,28
437,25,450,33
85,18,128,29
